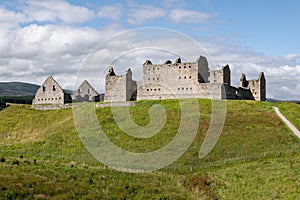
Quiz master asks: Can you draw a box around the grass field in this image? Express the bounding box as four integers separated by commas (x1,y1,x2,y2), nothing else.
0,99,300,199
277,102,300,130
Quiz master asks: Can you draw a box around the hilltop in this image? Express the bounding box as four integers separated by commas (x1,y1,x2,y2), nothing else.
0,82,39,96
0,99,300,199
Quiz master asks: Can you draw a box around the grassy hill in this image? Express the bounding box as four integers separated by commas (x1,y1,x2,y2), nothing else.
0,82,39,96
0,99,300,199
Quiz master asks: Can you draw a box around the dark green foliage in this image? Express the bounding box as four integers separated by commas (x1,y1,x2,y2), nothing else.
12,160,19,165
0,96,34,104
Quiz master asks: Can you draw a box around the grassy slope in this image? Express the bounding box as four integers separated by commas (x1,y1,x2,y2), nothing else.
277,102,300,130
0,100,300,199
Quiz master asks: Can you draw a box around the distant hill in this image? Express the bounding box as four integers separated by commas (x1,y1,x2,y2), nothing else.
0,82,39,96
267,98,300,104
0,82,75,104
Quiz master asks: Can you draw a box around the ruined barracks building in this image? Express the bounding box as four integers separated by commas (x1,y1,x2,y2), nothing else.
71,80,101,102
105,56,266,102
32,55,266,106
32,77,101,105
32,76,72,105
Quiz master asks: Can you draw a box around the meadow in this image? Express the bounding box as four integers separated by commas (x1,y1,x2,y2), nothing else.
0,99,299,199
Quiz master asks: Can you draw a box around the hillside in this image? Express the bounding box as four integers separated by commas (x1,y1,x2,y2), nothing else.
0,82,39,96
0,100,300,199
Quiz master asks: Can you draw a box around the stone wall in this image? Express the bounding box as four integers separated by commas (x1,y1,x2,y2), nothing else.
223,65,231,86
197,56,209,83
239,72,266,101
223,85,254,100
104,74,127,101
104,67,136,102
31,104,71,110
72,80,99,102
32,76,65,105
96,101,136,108
137,57,202,100
125,69,137,101
208,65,230,85
104,56,266,102
249,72,266,101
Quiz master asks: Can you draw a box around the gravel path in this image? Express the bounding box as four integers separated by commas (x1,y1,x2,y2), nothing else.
273,106,300,139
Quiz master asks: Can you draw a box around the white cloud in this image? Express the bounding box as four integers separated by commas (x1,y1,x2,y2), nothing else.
162,0,186,8
97,4,123,20
0,23,125,89
0,6,27,23
0,6,28,28
6,24,124,59
0,2,298,100
22,0,95,24
200,41,300,100
127,5,166,25
284,53,300,61
168,9,216,23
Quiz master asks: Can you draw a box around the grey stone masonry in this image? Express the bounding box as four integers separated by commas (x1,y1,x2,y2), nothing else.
240,72,266,101
209,65,230,85
32,76,64,104
104,67,137,102
104,55,266,101
137,56,213,100
72,80,99,102
32,76,66,105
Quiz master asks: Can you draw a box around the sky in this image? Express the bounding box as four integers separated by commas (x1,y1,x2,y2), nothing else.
0,0,299,100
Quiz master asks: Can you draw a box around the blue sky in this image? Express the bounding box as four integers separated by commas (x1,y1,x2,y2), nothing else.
0,0,299,99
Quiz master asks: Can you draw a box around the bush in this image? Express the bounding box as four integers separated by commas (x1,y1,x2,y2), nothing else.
12,160,19,165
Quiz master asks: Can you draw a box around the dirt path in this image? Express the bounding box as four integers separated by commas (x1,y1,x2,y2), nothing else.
273,106,300,139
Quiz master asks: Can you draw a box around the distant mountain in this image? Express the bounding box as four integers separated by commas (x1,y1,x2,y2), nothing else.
0,82,74,97
0,82,39,96
267,98,300,104
266,98,279,102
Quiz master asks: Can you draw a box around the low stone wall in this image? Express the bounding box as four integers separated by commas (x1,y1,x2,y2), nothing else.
96,101,136,108
31,104,71,110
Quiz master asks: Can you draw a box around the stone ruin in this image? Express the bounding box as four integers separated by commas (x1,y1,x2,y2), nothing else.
32,55,266,109
104,55,266,102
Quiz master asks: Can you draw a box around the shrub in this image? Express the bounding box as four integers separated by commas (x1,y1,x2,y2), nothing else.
12,160,19,165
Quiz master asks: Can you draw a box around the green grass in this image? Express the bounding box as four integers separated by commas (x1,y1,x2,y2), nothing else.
0,99,300,199
276,102,300,130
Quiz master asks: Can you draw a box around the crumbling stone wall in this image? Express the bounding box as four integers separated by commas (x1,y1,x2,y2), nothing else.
208,65,230,85
197,56,209,83
104,55,266,102
126,69,137,101
137,56,209,100
239,72,266,101
104,67,136,102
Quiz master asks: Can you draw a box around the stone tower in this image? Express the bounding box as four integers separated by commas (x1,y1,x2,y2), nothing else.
239,72,266,101
104,67,137,102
